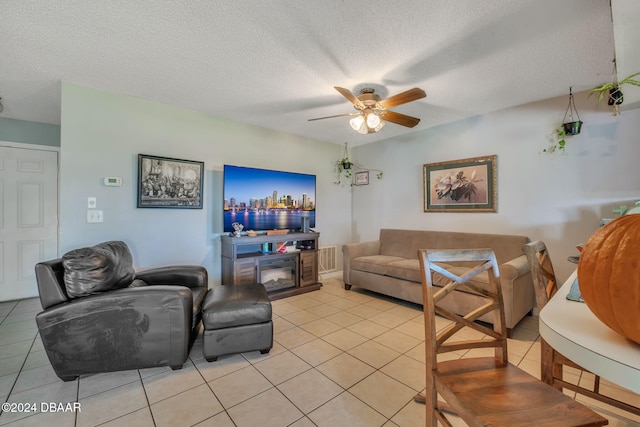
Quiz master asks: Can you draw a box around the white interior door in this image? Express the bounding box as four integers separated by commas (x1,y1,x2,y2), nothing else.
0,144,59,301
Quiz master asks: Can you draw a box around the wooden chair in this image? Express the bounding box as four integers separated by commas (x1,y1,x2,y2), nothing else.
523,240,640,417
418,248,608,427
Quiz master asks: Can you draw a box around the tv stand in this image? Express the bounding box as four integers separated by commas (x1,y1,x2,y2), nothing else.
221,232,321,300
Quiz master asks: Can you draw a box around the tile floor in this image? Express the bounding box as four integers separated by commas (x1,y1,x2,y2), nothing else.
1,274,639,426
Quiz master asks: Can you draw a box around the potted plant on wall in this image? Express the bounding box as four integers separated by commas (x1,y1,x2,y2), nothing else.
334,142,354,185
543,125,567,154
561,87,582,136
589,70,640,116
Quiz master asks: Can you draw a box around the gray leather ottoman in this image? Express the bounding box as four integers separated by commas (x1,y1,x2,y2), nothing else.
202,283,273,362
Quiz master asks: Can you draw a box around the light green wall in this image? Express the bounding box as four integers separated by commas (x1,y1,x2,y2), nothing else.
0,117,60,146
60,83,350,284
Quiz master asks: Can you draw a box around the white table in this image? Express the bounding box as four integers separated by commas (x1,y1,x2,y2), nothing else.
539,270,640,394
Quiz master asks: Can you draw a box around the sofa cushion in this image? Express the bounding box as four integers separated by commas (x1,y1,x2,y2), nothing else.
351,255,407,276
385,259,422,283
62,241,135,298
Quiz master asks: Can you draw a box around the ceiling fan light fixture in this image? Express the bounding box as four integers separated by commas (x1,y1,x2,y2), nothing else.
372,120,385,133
366,111,380,128
350,114,368,134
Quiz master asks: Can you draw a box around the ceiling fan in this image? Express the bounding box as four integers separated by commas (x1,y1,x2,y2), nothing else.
308,86,426,134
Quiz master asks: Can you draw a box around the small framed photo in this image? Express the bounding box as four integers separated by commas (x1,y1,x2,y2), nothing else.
354,170,369,186
137,154,204,209
423,155,497,212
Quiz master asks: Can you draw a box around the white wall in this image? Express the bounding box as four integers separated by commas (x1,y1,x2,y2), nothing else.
351,91,640,283
60,83,351,285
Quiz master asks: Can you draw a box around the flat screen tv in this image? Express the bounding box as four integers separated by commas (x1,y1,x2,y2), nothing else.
223,165,316,233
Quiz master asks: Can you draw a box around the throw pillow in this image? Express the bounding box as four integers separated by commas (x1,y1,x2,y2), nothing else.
62,241,135,298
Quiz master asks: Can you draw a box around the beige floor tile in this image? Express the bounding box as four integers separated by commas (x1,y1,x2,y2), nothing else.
308,391,387,427
299,317,342,337
316,353,375,389
391,399,426,427
305,303,342,318
227,388,303,427
193,411,236,426
364,298,398,311
290,338,343,366
0,379,78,425
380,354,426,391
100,407,155,426
386,304,422,320
242,340,287,363
348,340,401,369
347,319,391,339
281,309,320,326
350,371,416,418
0,340,33,359
0,372,19,401
370,311,408,329
208,365,272,408
323,310,364,327
150,383,224,427
192,352,250,382
322,328,369,351
274,326,316,349
347,303,386,319
288,297,324,310
12,363,62,394
79,369,140,399
21,348,50,371
393,318,426,341
142,361,204,404
271,300,302,316
272,314,296,332
326,298,362,311
0,408,76,427
0,354,25,377
254,350,311,385
374,329,422,354
289,416,318,426
278,369,343,413
77,380,147,427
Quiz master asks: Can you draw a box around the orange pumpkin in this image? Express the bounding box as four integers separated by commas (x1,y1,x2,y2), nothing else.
578,214,640,344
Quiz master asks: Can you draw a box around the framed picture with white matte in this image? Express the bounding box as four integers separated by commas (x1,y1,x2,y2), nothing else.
355,170,369,186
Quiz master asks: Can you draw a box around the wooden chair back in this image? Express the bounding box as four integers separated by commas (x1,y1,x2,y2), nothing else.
522,240,558,311
419,248,508,369
418,247,609,427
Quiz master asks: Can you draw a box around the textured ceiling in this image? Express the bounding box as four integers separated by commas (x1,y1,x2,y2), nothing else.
0,1,623,146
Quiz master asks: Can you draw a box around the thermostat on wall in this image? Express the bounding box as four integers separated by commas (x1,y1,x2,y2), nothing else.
103,177,123,186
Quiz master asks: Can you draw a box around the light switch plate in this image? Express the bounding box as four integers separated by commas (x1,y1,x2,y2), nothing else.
87,210,103,223
88,197,97,209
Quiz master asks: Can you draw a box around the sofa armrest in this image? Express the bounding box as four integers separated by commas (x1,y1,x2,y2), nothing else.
36,286,193,380
499,254,530,282
342,240,380,285
135,265,208,289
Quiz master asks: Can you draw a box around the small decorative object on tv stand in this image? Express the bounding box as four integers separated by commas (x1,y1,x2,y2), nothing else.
221,231,321,300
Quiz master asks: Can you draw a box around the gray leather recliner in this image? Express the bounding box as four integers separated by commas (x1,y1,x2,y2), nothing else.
34,241,207,381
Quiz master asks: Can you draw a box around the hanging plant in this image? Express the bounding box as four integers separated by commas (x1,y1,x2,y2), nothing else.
561,87,582,136
333,142,384,185
589,68,640,116
543,125,567,155
334,142,354,185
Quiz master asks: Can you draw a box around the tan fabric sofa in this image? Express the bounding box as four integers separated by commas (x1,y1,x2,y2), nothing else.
342,229,535,332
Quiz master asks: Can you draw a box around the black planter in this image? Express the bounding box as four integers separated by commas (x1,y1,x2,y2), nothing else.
342,161,352,170
608,87,624,106
562,121,583,136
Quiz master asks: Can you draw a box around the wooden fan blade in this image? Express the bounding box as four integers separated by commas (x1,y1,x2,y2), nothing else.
334,86,365,109
378,87,426,109
380,110,421,128
308,112,357,121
